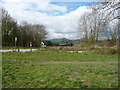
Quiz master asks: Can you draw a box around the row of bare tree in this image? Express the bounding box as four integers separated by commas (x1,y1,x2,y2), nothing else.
79,1,119,47
1,8,48,47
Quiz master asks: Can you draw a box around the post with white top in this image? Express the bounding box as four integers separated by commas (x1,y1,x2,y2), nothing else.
30,42,32,51
14,37,17,51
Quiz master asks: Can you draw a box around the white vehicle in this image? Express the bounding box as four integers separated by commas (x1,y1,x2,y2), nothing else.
41,42,46,48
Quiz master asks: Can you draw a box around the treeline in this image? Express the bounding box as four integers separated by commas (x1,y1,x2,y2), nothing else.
79,1,119,47
1,8,48,47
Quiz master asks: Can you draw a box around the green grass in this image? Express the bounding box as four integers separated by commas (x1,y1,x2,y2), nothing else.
2,48,118,88
0,52,2,89
2,49,118,62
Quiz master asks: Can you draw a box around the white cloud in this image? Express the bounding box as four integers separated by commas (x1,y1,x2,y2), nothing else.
3,0,67,13
1,0,91,39
3,0,49,3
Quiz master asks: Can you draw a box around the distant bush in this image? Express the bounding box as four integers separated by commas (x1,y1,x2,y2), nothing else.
89,48,118,55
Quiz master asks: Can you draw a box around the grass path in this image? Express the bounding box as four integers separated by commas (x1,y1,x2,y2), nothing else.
41,61,118,64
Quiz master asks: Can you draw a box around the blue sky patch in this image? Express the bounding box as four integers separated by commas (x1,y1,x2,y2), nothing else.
44,2,91,16
24,2,92,16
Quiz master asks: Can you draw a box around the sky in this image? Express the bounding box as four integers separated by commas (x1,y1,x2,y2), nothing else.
0,0,93,40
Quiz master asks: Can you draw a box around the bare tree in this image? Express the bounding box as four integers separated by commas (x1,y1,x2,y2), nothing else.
1,8,48,47
79,12,90,42
95,0,119,46
78,0,119,47
1,8,18,46
79,8,103,46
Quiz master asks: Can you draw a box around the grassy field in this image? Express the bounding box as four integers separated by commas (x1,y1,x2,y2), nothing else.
2,48,118,88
